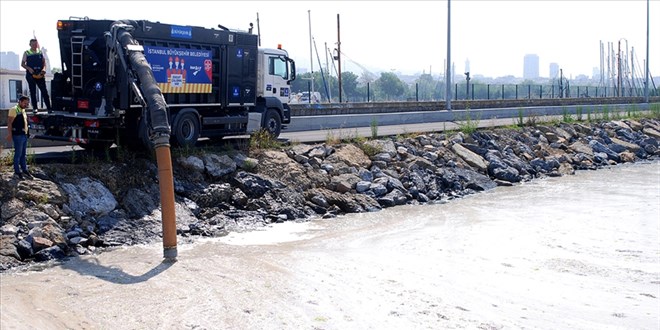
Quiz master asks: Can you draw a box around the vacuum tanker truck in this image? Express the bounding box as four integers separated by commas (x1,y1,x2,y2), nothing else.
30,18,296,149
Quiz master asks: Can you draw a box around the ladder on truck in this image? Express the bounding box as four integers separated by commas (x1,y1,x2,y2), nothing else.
70,36,85,94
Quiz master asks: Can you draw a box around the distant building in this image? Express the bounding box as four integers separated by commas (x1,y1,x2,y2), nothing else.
0,69,53,109
523,54,539,80
0,51,20,70
549,62,559,79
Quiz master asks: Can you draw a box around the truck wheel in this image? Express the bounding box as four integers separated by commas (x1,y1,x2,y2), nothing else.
173,112,200,148
263,109,282,137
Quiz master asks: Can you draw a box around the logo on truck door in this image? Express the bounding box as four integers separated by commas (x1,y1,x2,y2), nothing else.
145,46,213,93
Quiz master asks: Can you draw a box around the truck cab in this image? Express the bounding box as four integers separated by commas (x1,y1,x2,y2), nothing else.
257,46,296,106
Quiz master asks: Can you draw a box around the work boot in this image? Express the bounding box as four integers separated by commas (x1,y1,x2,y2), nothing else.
22,171,33,179
14,172,24,180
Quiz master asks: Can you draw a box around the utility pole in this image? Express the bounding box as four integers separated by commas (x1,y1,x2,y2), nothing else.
256,13,261,46
559,69,564,98
616,39,622,97
308,10,314,97
324,42,330,76
445,0,452,110
645,0,650,102
337,14,342,103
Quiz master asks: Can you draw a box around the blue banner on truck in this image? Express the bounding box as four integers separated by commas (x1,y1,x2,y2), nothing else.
144,46,213,93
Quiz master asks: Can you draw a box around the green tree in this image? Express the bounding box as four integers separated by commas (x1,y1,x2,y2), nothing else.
339,71,359,102
290,72,312,94
414,73,436,101
358,71,377,86
375,72,406,101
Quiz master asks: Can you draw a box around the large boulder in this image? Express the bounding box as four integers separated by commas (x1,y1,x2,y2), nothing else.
325,144,371,169
451,143,488,173
60,177,118,216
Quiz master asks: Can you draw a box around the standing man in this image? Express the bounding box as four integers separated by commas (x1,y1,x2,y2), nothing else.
21,38,51,111
6,96,32,180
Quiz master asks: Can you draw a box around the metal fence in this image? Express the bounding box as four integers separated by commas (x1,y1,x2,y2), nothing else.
445,83,657,101
301,81,659,103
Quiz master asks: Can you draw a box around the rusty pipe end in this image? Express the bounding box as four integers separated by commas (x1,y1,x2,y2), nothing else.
163,246,178,260
155,145,177,261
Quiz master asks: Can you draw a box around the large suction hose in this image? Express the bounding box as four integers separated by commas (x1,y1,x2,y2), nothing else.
114,21,177,260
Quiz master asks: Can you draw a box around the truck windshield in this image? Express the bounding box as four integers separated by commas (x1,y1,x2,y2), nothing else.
269,56,288,80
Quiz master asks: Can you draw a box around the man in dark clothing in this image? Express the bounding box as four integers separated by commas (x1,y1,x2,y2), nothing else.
5,96,32,180
21,39,51,111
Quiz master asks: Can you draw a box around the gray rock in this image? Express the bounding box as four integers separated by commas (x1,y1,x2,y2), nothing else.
386,177,406,192
61,177,118,216
231,171,277,198
453,167,497,191
371,161,388,170
369,183,388,197
69,236,84,245
421,152,439,162
121,188,157,218
377,189,407,207
326,144,372,168
308,146,327,159
233,154,260,171
232,188,249,207
589,140,621,162
309,194,330,208
397,146,409,158
643,127,660,139
373,152,393,163
331,173,361,193
15,178,67,205
0,225,19,236
363,139,397,157
177,155,205,172
294,154,309,164
0,235,20,260
196,183,234,207
7,209,52,227
358,168,373,182
452,143,488,173
356,181,371,193
34,246,65,261
1,199,24,221
203,154,237,179
16,239,32,260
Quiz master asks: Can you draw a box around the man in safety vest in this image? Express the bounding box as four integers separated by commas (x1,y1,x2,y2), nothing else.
5,95,32,180
21,38,51,111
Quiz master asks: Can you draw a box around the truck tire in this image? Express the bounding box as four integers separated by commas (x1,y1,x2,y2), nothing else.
263,108,282,137
173,112,200,148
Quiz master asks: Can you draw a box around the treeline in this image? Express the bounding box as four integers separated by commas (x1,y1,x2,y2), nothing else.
290,71,659,103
